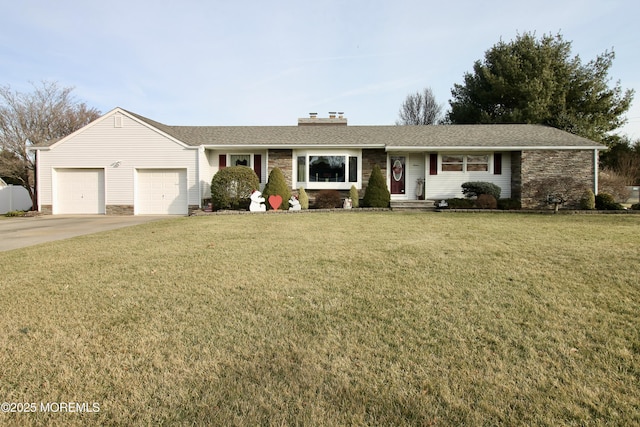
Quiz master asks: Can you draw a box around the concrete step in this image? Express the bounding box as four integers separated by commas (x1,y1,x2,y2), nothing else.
390,200,437,211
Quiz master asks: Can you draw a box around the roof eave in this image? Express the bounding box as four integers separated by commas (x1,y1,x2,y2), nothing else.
386,145,606,152
202,144,386,149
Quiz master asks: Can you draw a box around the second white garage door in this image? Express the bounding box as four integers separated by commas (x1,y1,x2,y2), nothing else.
135,169,188,215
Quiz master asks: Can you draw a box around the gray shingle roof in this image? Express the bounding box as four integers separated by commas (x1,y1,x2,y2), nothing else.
36,108,606,150
126,110,604,150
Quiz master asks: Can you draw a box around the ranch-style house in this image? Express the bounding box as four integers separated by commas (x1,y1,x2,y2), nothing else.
30,108,605,215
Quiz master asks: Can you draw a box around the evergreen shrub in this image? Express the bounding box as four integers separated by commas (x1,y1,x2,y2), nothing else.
349,185,360,208
297,187,309,209
579,189,596,210
461,181,501,199
497,198,521,210
595,193,624,210
210,166,260,211
262,168,291,210
445,198,475,209
362,165,390,208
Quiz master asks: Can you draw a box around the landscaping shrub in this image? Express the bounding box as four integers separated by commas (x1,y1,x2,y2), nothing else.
497,198,521,210
595,193,624,210
210,166,260,210
461,181,501,199
314,190,342,209
4,210,26,217
445,198,475,209
297,187,309,210
475,194,497,209
631,203,640,210
349,185,360,208
579,189,596,210
362,165,390,208
599,169,631,202
262,167,291,210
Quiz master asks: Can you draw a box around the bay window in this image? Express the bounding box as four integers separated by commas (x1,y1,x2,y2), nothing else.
295,150,361,189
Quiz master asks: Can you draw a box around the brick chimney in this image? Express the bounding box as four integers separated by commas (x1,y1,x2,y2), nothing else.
298,112,347,126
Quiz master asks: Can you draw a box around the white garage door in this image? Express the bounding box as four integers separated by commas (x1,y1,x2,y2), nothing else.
55,169,105,214
136,169,188,215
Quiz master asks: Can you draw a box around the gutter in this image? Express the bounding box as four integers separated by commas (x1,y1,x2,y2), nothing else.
202,144,387,150
386,145,607,152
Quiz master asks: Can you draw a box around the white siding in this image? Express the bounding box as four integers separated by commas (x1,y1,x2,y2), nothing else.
406,153,425,199
38,111,199,210
426,153,511,200
203,150,268,197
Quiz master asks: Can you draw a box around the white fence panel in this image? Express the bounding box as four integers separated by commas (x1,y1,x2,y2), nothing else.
0,185,33,214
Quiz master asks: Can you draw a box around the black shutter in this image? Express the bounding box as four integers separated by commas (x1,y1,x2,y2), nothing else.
494,153,502,175
429,153,438,175
254,154,262,183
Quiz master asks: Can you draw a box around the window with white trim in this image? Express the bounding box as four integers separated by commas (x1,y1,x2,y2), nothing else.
441,154,489,172
294,150,361,189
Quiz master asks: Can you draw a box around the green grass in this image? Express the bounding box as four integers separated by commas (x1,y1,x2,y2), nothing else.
1,212,639,426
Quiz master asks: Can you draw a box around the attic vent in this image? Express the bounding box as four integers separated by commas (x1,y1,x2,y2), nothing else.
114,115,123,128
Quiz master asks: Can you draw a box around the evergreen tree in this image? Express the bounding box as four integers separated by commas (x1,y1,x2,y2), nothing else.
262,167,291,210
362,165,390,208
447,32,634,144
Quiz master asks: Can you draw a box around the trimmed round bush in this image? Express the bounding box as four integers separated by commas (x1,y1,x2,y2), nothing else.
631,203,640,210
362,164,390,208
210,166,260,211
579,189,596,210
314,189,342,209
475,194,497,209
461,181,501,199
262,167,291,210
595,193,624,210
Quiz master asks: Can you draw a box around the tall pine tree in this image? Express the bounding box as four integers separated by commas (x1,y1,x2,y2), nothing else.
447,32,633,144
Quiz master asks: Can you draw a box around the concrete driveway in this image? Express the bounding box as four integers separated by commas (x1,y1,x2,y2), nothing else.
0,215,172,252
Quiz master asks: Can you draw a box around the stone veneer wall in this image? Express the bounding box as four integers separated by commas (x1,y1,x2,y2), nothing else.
520,149,595,209
106,205,134,215
510,151,522,201
40,205,52,215
362,149,387,195
267,149,293,187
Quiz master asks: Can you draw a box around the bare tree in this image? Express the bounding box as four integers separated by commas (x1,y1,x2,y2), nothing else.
0,81,101,209
396,87,443,125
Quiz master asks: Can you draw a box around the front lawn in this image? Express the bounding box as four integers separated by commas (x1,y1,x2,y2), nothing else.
1,212,638,425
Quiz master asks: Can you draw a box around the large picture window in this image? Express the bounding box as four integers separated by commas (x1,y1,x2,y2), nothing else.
310,156,345,182
295,150,361,189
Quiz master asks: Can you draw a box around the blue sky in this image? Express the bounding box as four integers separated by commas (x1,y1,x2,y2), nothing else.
1,0,639,139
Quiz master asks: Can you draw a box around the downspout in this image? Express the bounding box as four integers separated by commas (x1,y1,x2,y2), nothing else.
197,147,202,208
594,149,599,195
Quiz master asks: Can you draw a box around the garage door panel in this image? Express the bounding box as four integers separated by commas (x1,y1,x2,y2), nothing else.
55,169,105,214
136,169,187,215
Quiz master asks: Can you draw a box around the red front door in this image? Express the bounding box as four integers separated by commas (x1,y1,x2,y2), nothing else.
390,156,405,195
